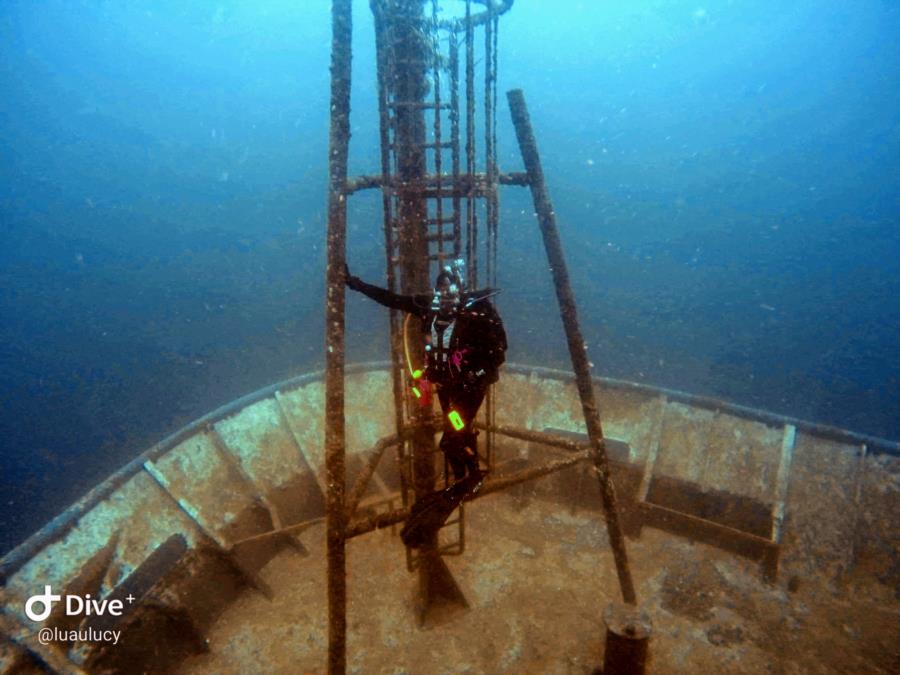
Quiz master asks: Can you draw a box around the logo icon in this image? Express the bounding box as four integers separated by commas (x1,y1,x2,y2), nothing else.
25,586,61,622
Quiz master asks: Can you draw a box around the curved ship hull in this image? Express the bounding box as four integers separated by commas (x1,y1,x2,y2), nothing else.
1,363,897,673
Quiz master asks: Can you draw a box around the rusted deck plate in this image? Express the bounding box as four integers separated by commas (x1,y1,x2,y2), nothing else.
178,493,897,674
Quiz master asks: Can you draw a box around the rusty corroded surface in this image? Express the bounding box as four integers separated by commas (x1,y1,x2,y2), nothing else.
214,399,324,525
343,372,396,462
177,494,898,675
779,435,862,587
850,452,900,604
0,638,30,673
215,398,308,493
152,433,258,541
2,366,897,674
655,403,783,504
4,470,200,621
277,383,328,489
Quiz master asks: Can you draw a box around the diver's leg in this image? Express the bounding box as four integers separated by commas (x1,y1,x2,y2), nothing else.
439,384,488,499
437,385,480,481
457,384,486,471
460,384,489,497
439,430,471,481
437,387,468,480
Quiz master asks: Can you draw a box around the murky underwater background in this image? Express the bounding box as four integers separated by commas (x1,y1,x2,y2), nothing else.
1,0,898,556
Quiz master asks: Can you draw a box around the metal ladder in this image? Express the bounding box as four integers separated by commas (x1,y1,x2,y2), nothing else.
374,2,469,569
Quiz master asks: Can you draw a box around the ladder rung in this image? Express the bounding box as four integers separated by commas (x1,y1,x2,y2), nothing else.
386,186,471,198
411,541,463,569
438,543,462,556
422,188,466,198
389,188,456,198
426,217,456,225
388,101,451,109
388,141,453,151
425,233,455,243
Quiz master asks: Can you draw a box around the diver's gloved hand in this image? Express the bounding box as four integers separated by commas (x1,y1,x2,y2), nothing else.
343,263,363,291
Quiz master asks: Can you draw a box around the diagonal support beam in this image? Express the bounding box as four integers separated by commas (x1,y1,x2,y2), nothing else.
507,88,637,606
344,448,593,539
344,433,405,521
142,461,273,600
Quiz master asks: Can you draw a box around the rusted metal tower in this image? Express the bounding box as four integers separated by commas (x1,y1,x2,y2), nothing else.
324,1,638,673
367,0,512,622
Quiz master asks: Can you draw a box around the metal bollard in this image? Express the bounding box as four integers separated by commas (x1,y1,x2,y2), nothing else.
602,602,652,674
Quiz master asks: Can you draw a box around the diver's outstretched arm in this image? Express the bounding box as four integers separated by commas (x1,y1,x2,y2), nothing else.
344,264,425,314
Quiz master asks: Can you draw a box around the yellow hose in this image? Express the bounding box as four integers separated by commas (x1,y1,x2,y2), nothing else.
402,313,417,378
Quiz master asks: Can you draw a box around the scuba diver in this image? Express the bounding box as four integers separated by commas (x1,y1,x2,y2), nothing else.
343,259,507,546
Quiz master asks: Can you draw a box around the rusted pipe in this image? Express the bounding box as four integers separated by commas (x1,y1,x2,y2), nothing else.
232,446,592,547
344,171,529,194
475,449,591,494
325,0,352,672
438,0,514,31
345,448,592,539
228,517,326,549
344,433,406,520
507,88,637,605
476,422,590,453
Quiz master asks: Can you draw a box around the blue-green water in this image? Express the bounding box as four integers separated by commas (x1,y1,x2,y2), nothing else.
1,0,898,557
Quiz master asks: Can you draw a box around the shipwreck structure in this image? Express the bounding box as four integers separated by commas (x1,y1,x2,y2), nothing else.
1,2,898,673
324,1,637,668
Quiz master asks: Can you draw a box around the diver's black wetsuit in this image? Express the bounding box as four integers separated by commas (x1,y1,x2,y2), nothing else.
346,275,507,482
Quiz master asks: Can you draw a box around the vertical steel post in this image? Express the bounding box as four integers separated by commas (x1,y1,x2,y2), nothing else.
464,0,477,286
372,0,411,509
449,27,462,257
389,0,436,526
382,0,468,622
506,88,637,605
325,1,352,672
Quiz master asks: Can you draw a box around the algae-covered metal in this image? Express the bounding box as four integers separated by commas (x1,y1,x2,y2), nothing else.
0,363,896,673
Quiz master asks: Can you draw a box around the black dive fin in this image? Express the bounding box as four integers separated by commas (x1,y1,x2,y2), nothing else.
400,473,485,548
401,490,461,548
